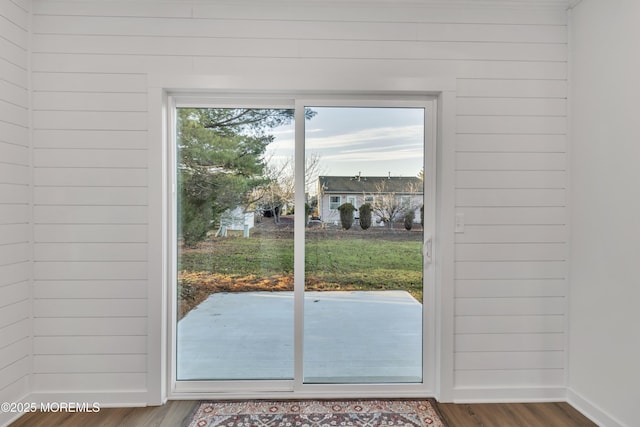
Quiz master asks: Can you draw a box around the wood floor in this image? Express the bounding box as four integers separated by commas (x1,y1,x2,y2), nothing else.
10,399,597,427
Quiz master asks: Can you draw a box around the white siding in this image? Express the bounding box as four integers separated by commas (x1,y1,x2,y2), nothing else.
30,0,568,401
0,0,31,423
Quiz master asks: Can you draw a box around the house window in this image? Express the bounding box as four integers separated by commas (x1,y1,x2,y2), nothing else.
364,195,374,203
401,196,412,209
330,196,341,209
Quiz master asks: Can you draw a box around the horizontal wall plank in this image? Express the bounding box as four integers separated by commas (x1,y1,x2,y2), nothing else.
420,22,565,43
0,360,28,399
0,79,28,106
457,97,566,117
30,52,569,79
0,319,30,350
0,204,30,227
34,168,147,187
33,336,146,355
33,372,146,392
0,224,29,245
455,261,566,280
0,184,29,204
456,244,567,262
194,57,567,80
0,204,29,225
0,359,29,396
0,122,28,147
31,34,304,58
0,140,29,163
32,53,194,74
0,337,29,370
33,148,147,168
34,2,567,25
457,115,566,135
33,298,147,318
456,189,565,207
33,280,147,299
457,79,567,98
10,0,30,13
454,368,564,388
31,72,146,92
194,4,568,25
33,1,192,19
33,317,147,336
33,261,147,280
0,282,29,309
456,278,567,298
456,153,566,171
0,37,27,72
458,207,566,225
35,243,147,262
301,40,566,61
455,297,565,316
0,163,29,185
33,92,148,112
0,300,29,328
32,15,412,41
33,187,148,206
0,58,28,89
33,111,148,131
0,99,29,127
33,354,146,374
455,333,564,352
455,315,564,334
33,16,566,43
34,225,147,243
456,171,566,189
0,0,29,30
455,225,567,243
0,263,29,287
33,205,147,224
455,351,564,370
33,129,147,149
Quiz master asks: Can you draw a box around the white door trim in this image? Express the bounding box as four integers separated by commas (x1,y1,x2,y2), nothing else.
146,74,457,403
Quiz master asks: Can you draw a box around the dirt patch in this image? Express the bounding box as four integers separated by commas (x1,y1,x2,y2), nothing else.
177,271,371,319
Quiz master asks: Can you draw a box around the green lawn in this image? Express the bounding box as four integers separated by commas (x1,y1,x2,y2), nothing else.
180,234,424,301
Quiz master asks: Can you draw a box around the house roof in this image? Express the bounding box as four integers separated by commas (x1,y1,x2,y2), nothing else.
318,175,423,194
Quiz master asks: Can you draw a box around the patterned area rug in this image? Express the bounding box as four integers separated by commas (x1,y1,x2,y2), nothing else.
185,399,446,427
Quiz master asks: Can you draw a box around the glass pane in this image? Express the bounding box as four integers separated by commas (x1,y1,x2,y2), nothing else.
176,107,295,380
304,106,424,383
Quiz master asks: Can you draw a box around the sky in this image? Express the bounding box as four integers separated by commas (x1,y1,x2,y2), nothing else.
267,106,425,179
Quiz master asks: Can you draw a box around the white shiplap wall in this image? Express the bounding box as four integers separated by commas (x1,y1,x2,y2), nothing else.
29,0,568,401
0,0,31,423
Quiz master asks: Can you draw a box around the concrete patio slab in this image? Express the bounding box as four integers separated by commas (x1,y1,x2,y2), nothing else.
177,290,422,383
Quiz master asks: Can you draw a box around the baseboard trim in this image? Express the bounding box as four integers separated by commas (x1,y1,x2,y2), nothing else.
28,391,150,408
567,388,626,427
452,386,567,403
0,393,35,427
1,391,152,427
1,409,28,427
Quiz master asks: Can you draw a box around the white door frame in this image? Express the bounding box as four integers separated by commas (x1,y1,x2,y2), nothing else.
146,74,457,404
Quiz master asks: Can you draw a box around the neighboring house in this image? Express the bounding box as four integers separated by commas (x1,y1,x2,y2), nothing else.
317,175,423,225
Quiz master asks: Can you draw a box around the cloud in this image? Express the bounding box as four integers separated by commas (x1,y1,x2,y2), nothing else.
306,125,423,150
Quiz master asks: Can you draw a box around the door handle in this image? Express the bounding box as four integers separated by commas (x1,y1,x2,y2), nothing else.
424,234,433,265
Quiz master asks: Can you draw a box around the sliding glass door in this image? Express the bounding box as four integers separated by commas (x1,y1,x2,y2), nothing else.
175,106,296,381
171,96,435,395
303,106,425,384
